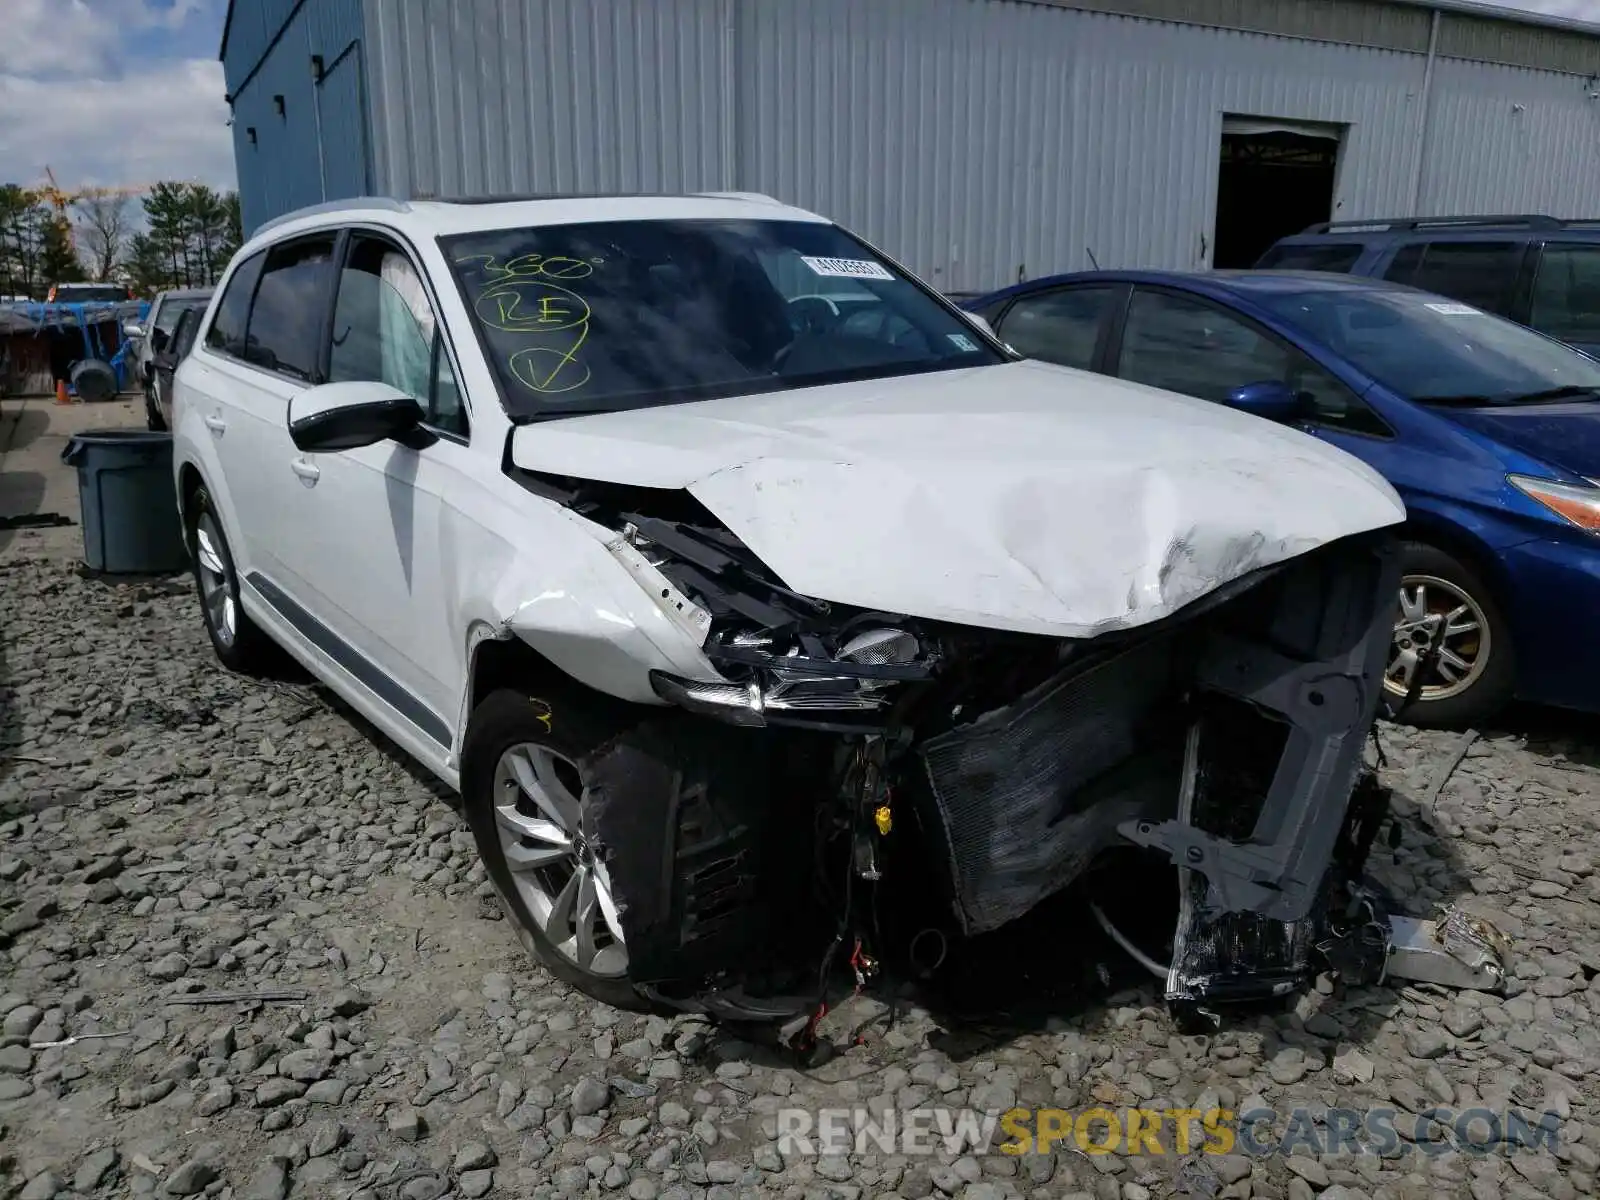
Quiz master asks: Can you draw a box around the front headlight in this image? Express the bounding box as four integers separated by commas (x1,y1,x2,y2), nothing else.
1507,474,1600,533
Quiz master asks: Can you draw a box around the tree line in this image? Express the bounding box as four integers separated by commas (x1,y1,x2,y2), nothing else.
0,181,243,301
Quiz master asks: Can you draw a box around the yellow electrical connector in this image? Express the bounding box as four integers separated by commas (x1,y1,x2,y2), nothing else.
874,805,893,835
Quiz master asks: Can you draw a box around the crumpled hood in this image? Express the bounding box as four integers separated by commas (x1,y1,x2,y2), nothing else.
509,361,1405,637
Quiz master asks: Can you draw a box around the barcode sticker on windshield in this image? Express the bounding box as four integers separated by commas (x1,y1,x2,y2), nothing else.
947,333,979,352
1425,302,1482,316
801,256,894,281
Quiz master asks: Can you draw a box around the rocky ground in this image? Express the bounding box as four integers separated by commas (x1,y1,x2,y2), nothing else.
0,553,1598,1200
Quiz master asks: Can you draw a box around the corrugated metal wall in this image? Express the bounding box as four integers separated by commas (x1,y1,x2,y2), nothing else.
361,0,735,202
342,0,1600,290
225,0,371,234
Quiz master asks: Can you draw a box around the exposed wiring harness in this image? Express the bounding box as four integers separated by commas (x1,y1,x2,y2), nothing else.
1088,899,1170,980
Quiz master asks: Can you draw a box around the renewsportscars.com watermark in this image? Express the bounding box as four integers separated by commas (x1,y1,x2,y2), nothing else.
776,1105,1563,1159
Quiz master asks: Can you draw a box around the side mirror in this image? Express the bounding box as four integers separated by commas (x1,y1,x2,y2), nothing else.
1224,379,1302,422
287,381,426,452
961,310,997,337
123,321,144,339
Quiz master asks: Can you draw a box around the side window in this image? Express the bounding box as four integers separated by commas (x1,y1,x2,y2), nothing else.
329,234,466,436
172,308,201,359
205,251,265,357
1118,289,1292,401
1528,243,1600,345
1254,243,1364,273
1291,359,1389,437
153,301,184,337
995,287,1116,370
1394,242,1522,316
243,236,337,381
429,332,465,436
1118,289,1388,435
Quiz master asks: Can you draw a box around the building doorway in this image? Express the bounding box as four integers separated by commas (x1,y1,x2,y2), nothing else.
1212,116,1342,268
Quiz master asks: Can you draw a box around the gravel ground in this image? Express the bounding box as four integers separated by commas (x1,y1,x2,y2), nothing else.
1,553,1598,1200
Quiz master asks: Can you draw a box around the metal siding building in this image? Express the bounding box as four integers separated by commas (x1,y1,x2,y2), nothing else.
221,0,1600,290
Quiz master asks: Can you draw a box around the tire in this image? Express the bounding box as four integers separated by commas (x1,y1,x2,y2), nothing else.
185,485,276,675
461,687,648,1011
1384,541,1515,729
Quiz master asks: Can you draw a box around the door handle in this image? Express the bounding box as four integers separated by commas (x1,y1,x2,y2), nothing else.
291,458,321,485
203,414,226,436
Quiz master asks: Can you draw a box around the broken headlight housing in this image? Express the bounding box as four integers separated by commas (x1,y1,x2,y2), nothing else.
653,624,932,728
615,520,937,728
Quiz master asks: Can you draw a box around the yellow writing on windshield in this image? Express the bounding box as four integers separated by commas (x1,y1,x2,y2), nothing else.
456,252,601,393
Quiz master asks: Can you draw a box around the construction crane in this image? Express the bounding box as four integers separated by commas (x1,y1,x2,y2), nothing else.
33,168,152,252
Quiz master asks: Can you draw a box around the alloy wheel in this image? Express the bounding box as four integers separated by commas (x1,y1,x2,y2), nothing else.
194,513,237,647
1384,573,1491,703
492,743,628,978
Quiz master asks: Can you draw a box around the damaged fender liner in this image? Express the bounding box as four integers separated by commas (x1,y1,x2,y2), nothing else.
580,715,823,1002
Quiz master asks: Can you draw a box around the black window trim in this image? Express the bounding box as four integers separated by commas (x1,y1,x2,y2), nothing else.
331,222,473,446
1106,283,1395,441
202,230,340,387
991,281,1129,374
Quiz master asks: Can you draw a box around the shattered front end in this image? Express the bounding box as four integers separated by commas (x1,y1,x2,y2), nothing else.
908,532,1405,1017
515,459,1484,1024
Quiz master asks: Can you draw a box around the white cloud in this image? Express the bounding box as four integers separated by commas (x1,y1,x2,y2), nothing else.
0,61,235,193
0,0,235,194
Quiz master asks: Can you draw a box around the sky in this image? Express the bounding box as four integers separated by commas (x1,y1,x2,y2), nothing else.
0,0,1598,201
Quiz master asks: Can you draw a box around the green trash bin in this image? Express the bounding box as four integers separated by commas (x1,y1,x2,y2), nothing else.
60,429,188,574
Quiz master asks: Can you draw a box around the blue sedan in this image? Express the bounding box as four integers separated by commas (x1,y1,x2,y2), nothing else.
964,270,1600,727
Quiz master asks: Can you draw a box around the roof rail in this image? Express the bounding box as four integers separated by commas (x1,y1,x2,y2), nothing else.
695,190,784,205
253,195,411,238
1299,214,1564,235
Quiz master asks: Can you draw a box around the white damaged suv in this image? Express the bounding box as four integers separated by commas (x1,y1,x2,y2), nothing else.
172,193,1408,1022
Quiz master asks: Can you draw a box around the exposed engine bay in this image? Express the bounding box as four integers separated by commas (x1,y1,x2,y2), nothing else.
513,465,1507,1037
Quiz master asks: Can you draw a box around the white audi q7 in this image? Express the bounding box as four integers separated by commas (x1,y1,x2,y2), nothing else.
171,192,1408,1027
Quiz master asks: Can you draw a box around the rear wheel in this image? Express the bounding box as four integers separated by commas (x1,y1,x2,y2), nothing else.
186,485,275,674
1383,542,1514,728
462,687,647,1010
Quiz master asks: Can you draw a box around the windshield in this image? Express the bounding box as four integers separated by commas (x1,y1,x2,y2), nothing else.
440,219,1004,419
1251,286,1600,405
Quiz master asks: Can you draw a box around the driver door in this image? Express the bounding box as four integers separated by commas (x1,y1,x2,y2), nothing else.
278,230,470,745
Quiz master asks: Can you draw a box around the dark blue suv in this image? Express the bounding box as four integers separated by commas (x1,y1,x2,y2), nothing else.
1256,215,1600,359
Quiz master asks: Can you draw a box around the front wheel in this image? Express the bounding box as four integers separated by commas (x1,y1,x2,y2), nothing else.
461,687,647,1011
1383,542,1515,728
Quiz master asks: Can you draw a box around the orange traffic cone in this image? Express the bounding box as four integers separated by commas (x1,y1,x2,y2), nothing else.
54,379,70,405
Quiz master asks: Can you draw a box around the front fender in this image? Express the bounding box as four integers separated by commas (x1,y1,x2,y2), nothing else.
443,498,724,748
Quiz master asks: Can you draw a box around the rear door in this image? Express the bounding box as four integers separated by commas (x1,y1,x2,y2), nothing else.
193,233,338,592
1527,241,1600,358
